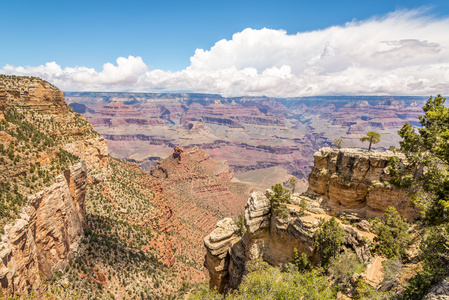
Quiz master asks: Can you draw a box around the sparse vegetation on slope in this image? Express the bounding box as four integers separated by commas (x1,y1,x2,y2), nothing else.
45,157,207,299
0,75,99,228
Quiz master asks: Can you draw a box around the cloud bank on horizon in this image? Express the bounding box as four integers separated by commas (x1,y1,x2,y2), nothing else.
2,9,449,97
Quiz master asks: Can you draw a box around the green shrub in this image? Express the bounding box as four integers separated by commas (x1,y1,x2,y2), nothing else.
315,217,345,267
236,214,246,237
293,247,311,272
371,206,410,259
269,184,291,205
233,263,335,300
327,250,364,285
269,184,291,220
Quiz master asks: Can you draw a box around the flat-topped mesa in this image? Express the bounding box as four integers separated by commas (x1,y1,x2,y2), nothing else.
307,147,419,221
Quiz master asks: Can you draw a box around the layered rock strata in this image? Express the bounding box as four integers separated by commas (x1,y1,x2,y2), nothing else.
0,161,87,294
204,191,371,292
205,148,419,292
204,218,240,293
1,77,66,114
0,88,6,120
307,147,419,220
0,75,108,295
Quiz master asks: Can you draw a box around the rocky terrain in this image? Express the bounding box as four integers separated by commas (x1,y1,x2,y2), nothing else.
0,75,105,295
40,146,251,299
307,147,419,221
204,147,419,293
65,92,427,191
151,146,252,234
0,76,254,298
0,161,88,294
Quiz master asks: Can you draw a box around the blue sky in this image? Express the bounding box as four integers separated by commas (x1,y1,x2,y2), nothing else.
1,0,449,96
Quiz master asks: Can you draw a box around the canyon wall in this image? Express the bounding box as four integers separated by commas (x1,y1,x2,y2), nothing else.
0,140,108,295
0,161,87,293
204,148,417,293
65,92,427,191
307,147,419,221
0,76,108,295
0,88,6,120
150,145,252,234
204,190,371,293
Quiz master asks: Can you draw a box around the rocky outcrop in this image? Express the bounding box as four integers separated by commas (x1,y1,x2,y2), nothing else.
423,276,449,299
63,137,109,171
204,147,420,293
0,161,87,294
204,218,240,293
0,88,6,120
150,146,251,234
204,191,372,293
1,77,66,115
307,147,419,220
0,75,109,296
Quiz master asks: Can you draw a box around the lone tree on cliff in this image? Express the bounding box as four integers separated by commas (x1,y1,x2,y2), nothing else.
332,138,344,149
289,177,298,194
360,131,381,151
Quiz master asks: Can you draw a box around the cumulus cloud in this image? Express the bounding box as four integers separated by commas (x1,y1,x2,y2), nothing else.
2,9,449,97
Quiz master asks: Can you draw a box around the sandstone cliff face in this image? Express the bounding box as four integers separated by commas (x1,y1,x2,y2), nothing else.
0,88,6,120
1,76,66,115
204,218,240,293
204,191,371,293
0,161,87,294
0,75,108,296
307,147,419,220
63,137,109,172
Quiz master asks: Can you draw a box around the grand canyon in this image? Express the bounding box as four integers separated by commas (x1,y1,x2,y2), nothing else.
2,2,449,298
66,92,427,192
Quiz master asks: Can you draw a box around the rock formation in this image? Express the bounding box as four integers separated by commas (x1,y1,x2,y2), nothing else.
0,75,108,296
0,88,6,120
204,190,372,293
66,92,427,192
204,147,419,293
1,76,66,115
307,147,419,220
0,161,87,293
204,218,240,293
423,276,449,300
63,137,109,172
151,146,252,233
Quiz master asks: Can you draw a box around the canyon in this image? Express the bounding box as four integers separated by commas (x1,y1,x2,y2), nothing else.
0,76,253,298
66,92,427,191
1,76,444,298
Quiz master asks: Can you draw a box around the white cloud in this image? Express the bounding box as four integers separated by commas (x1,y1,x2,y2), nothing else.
2,9,449,97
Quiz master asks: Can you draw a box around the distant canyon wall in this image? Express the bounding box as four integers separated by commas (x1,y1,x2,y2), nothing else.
65,92,427,185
